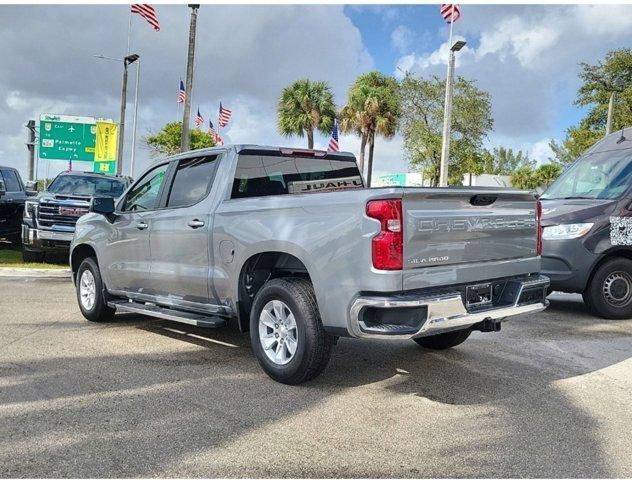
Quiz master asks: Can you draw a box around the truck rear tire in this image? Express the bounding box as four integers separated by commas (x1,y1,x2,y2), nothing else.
585,257,632,319
413,328,471,350
250,277,335,385
76,257,115,323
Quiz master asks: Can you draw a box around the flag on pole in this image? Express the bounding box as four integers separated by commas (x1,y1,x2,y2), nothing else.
195,108,204,129
218,102,232,127
327,119,339,152
209,120,223,146
131,4,161,31
177,80,186,104
440,4,461,23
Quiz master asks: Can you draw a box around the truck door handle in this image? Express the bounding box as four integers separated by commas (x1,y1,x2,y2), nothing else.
136,222,148,230
187,219,205,229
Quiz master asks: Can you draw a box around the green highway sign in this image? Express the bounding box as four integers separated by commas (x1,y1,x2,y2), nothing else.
39,114,96,162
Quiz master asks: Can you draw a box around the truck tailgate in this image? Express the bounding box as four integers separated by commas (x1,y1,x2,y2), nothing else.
402,188,538,287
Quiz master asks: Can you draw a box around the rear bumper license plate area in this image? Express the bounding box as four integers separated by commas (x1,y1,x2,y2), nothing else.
466,283,493,308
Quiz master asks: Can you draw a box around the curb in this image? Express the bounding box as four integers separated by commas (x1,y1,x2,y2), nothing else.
0,267,72,279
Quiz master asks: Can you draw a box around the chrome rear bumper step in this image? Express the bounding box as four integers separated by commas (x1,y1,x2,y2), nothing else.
349,275,550,339
108,300,227,328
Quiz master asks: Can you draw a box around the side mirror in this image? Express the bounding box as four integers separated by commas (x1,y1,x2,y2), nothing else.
0,179,6,197
25,180,38,196
90,196,115,216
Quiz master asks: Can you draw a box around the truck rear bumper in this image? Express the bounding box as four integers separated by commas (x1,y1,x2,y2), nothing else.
348,275,549,339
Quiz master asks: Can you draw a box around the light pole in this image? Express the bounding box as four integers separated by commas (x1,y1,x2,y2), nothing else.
181,4,200,153
117,53,139,175
94,54,141,177
439,39,466,187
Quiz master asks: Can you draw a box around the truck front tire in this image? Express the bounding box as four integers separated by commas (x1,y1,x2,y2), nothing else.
413,328,471,350
250,277,335,385
76,257,115,323
22,248,44,263
585,257,632,319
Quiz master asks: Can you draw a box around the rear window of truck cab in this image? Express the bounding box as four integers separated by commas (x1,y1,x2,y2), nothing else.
231,151,363,199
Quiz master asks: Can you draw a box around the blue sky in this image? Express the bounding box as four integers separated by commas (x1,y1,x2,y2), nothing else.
0,4,630,179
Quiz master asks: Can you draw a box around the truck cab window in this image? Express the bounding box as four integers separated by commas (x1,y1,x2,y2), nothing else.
231,154,363,199
166,155,218,208
0,170,21,192
122,163,168,212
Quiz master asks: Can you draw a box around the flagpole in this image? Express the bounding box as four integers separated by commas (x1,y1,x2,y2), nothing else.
217,101,221,145
448,5,455,52
126,8,132,55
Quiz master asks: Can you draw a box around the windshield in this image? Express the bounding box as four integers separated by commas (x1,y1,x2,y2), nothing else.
541,146,632,200
48,174,126,197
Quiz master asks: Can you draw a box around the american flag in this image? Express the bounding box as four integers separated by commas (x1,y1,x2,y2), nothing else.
327,119,339,152
177,80,185,104
440,4,461,23
218,102,232,128
194,108,204,129
209,120,223,145
131,4,161,31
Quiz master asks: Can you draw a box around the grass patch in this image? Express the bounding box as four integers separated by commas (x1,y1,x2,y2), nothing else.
0,248,67,269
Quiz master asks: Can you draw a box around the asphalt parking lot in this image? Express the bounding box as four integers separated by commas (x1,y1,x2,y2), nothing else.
1,277,631,478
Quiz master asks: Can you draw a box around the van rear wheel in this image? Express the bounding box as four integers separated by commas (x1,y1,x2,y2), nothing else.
413,329,471,350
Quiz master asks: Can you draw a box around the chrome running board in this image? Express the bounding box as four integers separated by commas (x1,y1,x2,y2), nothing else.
108,300,227,328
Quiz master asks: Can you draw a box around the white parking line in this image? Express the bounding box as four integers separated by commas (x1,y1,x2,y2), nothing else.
161,327,239,348
162,327,187,335
186,332,239,348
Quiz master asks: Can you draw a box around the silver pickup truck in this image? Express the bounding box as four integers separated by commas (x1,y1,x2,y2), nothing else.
70,145,549,384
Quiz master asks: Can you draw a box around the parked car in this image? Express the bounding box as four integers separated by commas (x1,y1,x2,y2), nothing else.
541,129,632,319
70,145,549,384
23,171,131,262
0,166,35,244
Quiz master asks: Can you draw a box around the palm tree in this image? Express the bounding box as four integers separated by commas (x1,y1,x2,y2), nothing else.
277,79,336,149
339,72,400,185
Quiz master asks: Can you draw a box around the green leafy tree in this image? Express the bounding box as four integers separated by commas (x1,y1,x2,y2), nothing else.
510,165,539,190
399,73,493,186
535,163,562,188
510,163,563,190
482,147,534,175
277,79,336,149
550,48,632,164
145,122,215,157
339,71,400,185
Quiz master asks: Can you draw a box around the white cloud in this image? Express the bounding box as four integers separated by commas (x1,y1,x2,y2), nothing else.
395,35,471,77
476,17,560,70
390,25,413,53
529,138,554,165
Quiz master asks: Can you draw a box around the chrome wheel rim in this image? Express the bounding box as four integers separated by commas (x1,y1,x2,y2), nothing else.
79,269,96,311
603,271,632,307
258,300,298,365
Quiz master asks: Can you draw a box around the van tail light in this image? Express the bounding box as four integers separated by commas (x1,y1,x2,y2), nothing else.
536,200,543,256
366,199,403,270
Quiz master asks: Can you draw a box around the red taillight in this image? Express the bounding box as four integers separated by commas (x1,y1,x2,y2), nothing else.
536,200,543,256
366,199,403,270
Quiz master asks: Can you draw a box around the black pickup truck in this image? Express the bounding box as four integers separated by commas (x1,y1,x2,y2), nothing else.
0,166,34,244
22,171,130,262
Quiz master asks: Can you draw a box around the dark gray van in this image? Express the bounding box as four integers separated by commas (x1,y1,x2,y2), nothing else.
541,129,632,319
